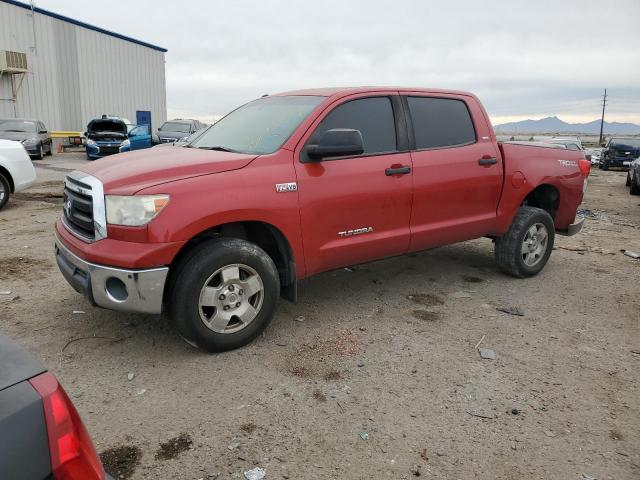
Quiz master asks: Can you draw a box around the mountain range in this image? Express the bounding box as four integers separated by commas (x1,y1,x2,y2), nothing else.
493,116,640,135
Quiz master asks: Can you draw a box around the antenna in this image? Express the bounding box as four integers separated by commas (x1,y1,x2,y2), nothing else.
598,89,607,146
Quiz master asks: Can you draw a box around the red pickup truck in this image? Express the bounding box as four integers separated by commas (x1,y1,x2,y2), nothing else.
54,87,590,352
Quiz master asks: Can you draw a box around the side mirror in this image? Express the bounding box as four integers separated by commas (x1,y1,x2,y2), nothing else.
39,130,47,134
151,133,160,145
157,127,162,131
306,128,364,160
83,131,88,137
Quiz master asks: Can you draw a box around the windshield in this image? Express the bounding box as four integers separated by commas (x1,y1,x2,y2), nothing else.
161,122,192,133
611,139,640,149
191,95,325,154
0,120,36,132
549,140,581,150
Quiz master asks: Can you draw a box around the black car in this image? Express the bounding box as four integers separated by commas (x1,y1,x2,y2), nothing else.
0,118,53,159
157,118,207,144
599,137,640,170
0,333,112,480
626,157,640,195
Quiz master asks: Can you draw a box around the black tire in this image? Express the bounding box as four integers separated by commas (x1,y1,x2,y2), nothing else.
626,172,632,187
0,173,10,210
45,142,53,156
33,143,44,160
630,172,640,195
168,238,280,352
602,161,609,171
495,206,555,278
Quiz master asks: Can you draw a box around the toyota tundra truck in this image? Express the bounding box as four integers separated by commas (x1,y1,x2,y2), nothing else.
54,87,590,352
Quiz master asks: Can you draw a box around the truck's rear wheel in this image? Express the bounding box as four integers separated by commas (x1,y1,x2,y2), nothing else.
168,238,279,352
495,206,555,278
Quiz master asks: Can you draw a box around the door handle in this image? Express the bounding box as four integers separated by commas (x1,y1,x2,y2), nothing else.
385,166,411,176
478,157,498,166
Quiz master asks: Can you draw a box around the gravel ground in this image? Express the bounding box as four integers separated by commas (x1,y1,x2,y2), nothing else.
1,154,638,480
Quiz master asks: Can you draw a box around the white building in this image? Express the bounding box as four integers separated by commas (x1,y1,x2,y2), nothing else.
0,0,167,132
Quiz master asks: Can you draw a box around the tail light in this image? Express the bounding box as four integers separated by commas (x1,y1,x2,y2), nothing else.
578,158,591,176
29,373,106,480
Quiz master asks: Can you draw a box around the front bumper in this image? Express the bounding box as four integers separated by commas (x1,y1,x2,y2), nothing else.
556,215,585,236
54,234,168,314
605,157,632,169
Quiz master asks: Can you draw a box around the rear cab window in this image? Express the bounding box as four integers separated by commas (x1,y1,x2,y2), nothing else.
308,97,397,157
406,96,476,149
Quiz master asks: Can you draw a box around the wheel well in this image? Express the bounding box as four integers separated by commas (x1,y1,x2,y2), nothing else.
521,184,559,220
0,166,15,192
168,221,297,302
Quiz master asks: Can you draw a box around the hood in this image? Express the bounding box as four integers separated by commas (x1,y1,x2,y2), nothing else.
87,118,127,140
0,131,32,142
80,146,258,194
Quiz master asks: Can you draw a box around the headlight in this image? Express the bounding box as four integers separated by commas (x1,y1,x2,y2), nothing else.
119,139,130,151
105,195,170,226
21,138,37,145
86,139,96,146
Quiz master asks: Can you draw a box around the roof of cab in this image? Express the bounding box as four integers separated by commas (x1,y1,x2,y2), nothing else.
274,86,475,98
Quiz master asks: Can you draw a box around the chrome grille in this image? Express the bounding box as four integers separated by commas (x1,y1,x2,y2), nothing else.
62,172,107,243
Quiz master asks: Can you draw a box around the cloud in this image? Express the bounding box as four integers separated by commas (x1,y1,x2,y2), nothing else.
42,0,640,122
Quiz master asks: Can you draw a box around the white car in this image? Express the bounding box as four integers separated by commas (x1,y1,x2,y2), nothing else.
0,139,37,210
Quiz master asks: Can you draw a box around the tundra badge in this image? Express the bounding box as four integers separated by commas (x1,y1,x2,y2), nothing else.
338,227,373,238
275,182,297,193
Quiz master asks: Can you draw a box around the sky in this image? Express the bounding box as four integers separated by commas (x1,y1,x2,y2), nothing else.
41,0,640,125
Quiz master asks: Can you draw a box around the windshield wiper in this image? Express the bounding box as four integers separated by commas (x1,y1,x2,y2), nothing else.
3,129,26,132
200,145,237,153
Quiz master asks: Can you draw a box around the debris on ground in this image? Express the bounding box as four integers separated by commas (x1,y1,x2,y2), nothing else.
0,290,11,295
581,474,595,480
295,316,305,322
622,250,640,259
577,208,597,218
411,464,422,477
478,348,496,360
496,306,524,316
466,410,494,419
127,372,135,381
228,439,241,450
72,310,85,314
243,467,266,480
357,360,365,367
359,431,369,440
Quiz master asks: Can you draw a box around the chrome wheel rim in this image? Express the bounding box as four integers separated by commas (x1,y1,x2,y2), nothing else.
521,223,548,267
198,264,264,334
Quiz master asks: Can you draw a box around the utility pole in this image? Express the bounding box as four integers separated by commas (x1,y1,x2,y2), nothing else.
598,89,607,146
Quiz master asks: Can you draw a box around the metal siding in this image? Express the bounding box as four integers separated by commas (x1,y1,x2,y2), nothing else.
0,1,166,131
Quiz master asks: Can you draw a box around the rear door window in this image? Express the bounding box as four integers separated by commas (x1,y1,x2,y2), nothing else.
407,97,476,149
310,97,397,155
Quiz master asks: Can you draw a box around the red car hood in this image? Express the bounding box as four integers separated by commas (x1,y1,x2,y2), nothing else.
80,147,257,195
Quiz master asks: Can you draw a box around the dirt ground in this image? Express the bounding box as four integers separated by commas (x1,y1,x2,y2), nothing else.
1,154,638,480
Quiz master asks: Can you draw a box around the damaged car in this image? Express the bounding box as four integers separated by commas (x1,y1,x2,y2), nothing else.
84,116,153,160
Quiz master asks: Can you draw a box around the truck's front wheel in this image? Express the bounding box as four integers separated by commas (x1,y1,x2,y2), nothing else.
169,238,280,352
494,206,555,278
